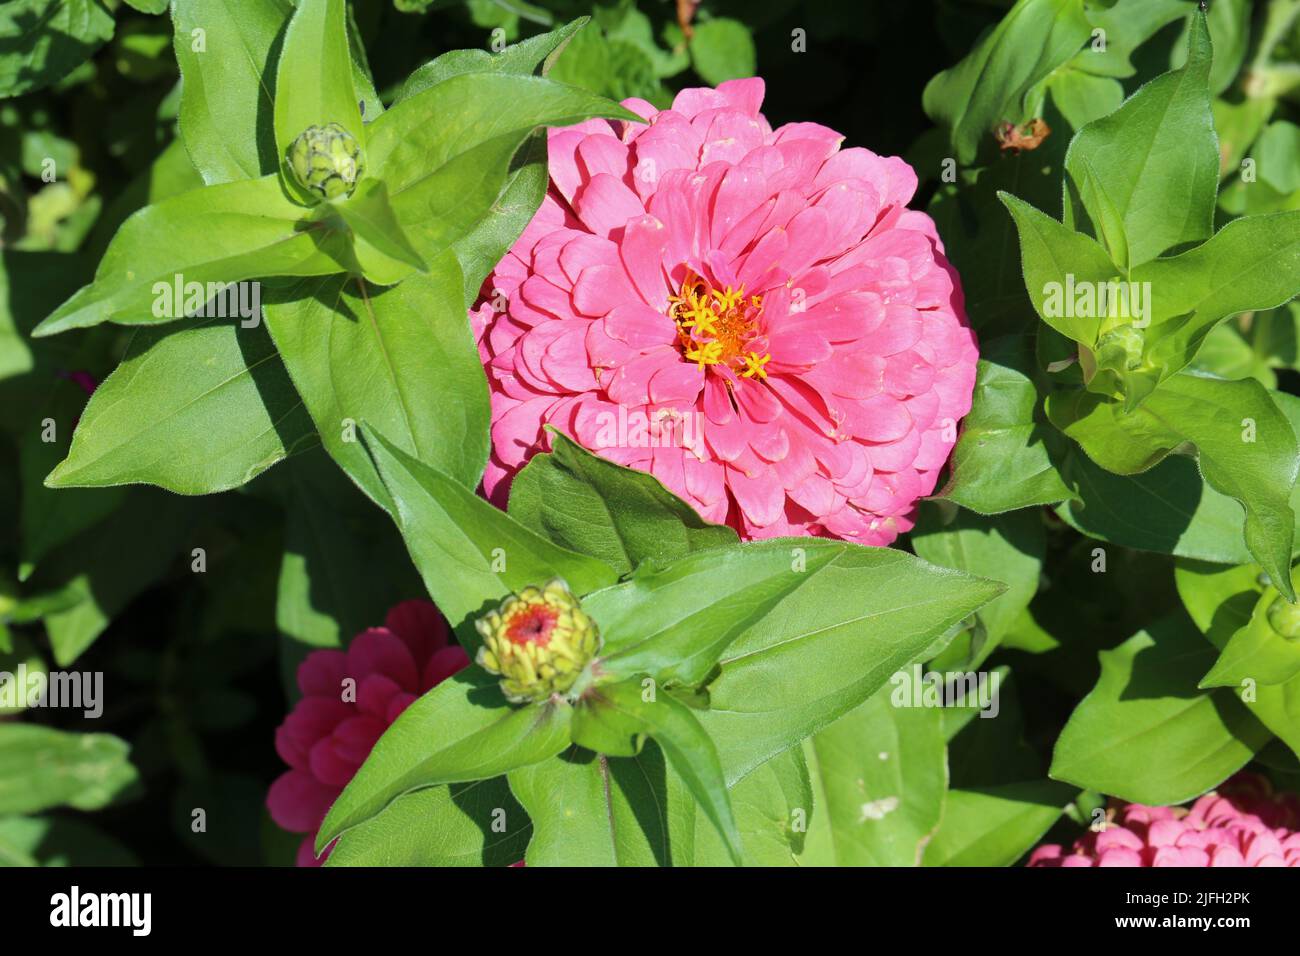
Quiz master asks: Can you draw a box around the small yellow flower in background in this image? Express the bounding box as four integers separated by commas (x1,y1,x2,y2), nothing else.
475,579,601,703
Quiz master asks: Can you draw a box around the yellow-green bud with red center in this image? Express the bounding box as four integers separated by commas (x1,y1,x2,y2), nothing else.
287,122,364,201
474,579,601,703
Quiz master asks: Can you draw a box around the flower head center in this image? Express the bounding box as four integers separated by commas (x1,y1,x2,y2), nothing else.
504,605,558,646
668,271,771,379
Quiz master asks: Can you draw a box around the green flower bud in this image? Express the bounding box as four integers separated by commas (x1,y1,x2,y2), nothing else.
287,122,364,201
1095,324,1145,372
475,579,601,703
1266,594,1300,641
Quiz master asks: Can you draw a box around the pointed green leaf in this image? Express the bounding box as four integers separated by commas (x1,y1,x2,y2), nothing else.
34,176,344,337
696,548,1004,785
1063,8,1217,267
262,253,489,506
585,539,841,687
572,679,742,865
316,667,571,853
508,429,737,576
1175,558,1300,760
359,424,618,640
1202,568,1300,688
798,685,946,866
1047,373,1299,600
999,191,1119,346
937,335,1074,513
326,778,530,866
367,72,641,262
45,318,315,494
911,503,1045,661
922,780,1074,867
922,0,1092,164
508,744,687,867
332,179,428,285
1137,211,1300,385
1049,613,1271,805
172,0,294,185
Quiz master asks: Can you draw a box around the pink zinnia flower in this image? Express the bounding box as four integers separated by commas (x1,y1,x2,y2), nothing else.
266,600,469,866
1029,774,1300,867
471,78,977,544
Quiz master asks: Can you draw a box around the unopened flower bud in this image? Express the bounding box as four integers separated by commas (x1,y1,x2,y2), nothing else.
1266,594,1300,641
1096,324,1145,372
475,579,601,703
287,122,364,200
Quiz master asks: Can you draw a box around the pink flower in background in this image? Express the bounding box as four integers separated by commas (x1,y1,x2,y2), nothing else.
471,77,977,544
1029,774,1300,867
266,600,469,866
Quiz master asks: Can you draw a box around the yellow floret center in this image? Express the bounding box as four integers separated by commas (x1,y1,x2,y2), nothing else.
668,271,770,378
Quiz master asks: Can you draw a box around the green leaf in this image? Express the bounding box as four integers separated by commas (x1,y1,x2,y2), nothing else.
45,317,315,494
797,685,946,866
910,503,1044,661
687,18,755,87
692,746,808,866
0,636,44,716
331,179,427,285
35,176,346,337
0,726,137,815
326,778,529,866
1048,373,1299,601
1201,569,1300,688
397,17,587,99
585,539,841,688
572,679,742,865
937,335,1073,513
1176,558,1300,759
922,780,1074,866
1174,558,1262,635
171,0,293,185
1136,211,1300,385
316,667,571,853
1172,0,1250,95
1068,0,1190,79
395,21,590,299
1213,96,1275,182
923,0,1092,164
0,815,137,866
360,424,618,640
509,744,686,866
1048,68,1124,131
367,72,640,263
272,0,364,190
1049,613,1271,804
263,255,489,507
1057,447,1296,564
1062,7,1217,269
998,191,1120,346
696,548,1004,785
508,429,736,576
0,0,114,98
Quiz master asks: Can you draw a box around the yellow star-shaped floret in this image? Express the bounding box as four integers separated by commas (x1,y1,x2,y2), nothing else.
740,351,771,379
686,341,724,370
